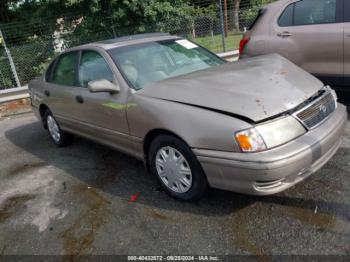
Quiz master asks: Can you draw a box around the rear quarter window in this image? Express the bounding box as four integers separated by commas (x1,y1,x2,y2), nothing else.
45,59,56,82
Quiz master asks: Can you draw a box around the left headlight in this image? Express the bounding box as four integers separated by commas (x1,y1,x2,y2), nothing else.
235,116,306,153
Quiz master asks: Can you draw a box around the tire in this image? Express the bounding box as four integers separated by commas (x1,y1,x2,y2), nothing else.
149,135,208,201
44,110,73,147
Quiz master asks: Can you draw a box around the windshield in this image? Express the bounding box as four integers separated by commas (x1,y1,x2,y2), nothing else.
108,39,225,90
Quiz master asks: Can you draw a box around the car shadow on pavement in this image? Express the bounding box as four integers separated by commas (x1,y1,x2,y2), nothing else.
5,121,256,216
4,120,350,219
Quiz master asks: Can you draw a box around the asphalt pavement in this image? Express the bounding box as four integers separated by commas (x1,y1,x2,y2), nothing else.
0,112,349,256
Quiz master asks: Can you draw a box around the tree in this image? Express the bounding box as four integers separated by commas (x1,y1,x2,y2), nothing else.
233,0,241,32
0,1,14,23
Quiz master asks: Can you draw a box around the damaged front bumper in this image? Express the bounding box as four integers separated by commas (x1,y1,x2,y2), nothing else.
194,104,348,196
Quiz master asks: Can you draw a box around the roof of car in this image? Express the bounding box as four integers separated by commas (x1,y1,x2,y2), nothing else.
266,0,294,8
68,33,180,51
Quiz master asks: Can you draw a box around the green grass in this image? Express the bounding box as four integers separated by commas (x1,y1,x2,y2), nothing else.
189,33,243,53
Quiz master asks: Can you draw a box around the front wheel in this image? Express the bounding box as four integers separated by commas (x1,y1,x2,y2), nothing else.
149,135,208,201
44,110,73,147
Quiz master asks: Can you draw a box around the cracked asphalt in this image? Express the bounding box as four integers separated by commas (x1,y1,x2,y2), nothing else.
0,110,349,256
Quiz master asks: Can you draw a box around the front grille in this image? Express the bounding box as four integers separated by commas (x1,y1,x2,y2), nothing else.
294,91,336,129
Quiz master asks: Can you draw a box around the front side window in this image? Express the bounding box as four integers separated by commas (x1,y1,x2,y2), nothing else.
78,51,114,88
108,39,225,90
279,0,337,27
52,52,78,86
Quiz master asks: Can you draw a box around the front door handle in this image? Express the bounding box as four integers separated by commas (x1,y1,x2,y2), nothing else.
75,96,84,104
277,32,292,38
44,90,50,97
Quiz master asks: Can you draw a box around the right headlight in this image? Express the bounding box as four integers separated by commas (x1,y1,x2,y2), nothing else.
235,116,306,153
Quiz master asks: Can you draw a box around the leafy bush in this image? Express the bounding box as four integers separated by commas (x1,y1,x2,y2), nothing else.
239,6,261,30
0,56,15,89
9,39,55,85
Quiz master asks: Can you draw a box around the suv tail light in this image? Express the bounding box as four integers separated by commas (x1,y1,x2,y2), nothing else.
239,37,250,55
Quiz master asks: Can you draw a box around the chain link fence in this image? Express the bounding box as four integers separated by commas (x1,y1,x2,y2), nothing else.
0,0,273,90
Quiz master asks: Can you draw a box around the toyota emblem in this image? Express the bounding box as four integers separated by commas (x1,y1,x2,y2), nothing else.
320,105,327,114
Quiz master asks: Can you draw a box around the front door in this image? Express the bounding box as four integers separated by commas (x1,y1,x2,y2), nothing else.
74,49,131,153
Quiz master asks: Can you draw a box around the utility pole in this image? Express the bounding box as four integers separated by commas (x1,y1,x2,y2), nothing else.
233,0,241,32
218,0,226,52
0,29,21,88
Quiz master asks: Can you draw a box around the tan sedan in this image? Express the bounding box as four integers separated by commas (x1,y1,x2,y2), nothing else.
29,33,348,201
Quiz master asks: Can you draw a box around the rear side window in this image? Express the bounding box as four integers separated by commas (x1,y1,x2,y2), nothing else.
52,52,78,86
279,0,338,27
278,4,293,27
294,0,336,25
345,0,350,22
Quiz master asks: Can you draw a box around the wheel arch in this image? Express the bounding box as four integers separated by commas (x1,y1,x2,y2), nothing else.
39,104,50,128
143,128,190,171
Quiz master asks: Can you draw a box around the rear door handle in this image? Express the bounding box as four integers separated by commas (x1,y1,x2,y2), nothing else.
44,90,50,97
277,32,292,38
75,96,84,104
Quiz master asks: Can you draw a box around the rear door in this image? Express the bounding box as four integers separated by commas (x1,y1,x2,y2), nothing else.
344,0,350,87
271,0,343,87
45,51,81,125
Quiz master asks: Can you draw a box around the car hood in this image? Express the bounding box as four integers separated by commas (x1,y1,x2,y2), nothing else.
137,54,324,122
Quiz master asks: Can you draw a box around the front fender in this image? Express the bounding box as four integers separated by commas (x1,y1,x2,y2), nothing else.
127,94,252,152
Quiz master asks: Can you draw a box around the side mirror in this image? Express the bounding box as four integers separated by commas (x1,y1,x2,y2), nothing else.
88,79,120,94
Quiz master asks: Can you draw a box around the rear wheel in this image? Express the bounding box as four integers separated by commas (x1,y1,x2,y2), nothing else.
44,110,73,147
149,135,208,201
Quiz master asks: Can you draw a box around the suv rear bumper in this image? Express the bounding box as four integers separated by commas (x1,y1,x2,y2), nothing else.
194,104,348,196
